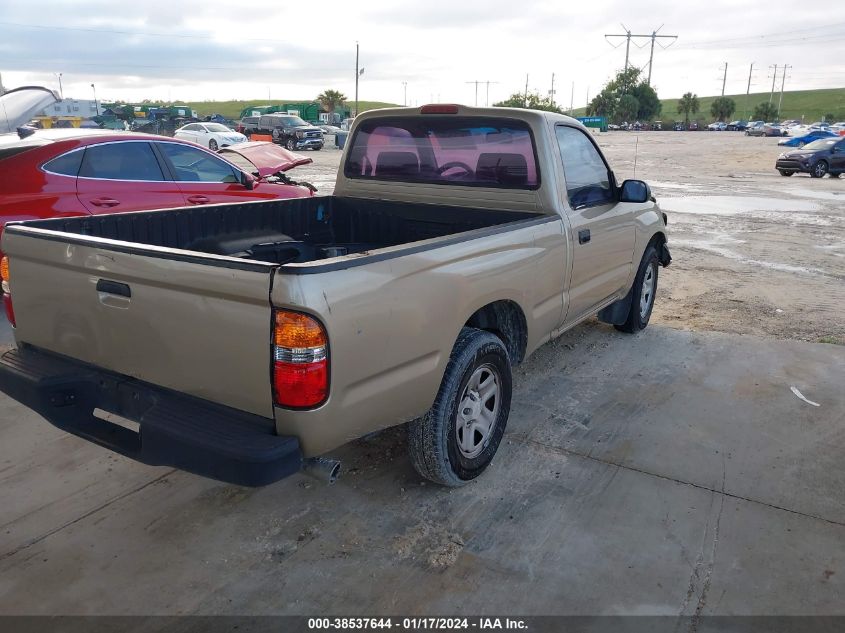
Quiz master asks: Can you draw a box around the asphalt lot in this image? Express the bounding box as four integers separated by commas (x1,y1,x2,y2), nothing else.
1,131,843,617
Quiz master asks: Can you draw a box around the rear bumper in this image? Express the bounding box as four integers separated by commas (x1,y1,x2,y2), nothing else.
0,347,302,486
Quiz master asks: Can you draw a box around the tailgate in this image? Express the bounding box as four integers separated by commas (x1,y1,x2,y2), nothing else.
2,227,277,418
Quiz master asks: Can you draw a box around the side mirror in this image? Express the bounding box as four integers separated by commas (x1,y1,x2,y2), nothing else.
241,172,255,190
620,179,651,204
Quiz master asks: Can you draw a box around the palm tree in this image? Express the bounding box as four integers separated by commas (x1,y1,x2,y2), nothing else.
317,89,347,114
677,92,700,124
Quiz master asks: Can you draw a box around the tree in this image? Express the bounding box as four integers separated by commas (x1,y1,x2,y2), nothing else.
617,94,640,122
752,102,779,122
493,92,562,113
317,89,347,113
823,113,835,122
632,82,661,121
587,67,662,123
677,92,700,124
586,91,617,118
710,97,736,122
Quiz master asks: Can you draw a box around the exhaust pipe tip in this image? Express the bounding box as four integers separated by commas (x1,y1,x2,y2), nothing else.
302,457,341,484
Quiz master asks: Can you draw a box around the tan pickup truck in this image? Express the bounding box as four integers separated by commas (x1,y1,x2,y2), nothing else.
0,105,670,487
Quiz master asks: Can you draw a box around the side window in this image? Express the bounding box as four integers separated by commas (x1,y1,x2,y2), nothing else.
43,149,83,177
555,126,614,208
259,116,272,129
158,143,240,183
78,142,164,181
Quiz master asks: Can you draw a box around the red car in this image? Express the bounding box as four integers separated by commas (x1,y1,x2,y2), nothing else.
0,87,315,255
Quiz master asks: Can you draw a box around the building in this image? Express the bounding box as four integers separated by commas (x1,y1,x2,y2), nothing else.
42,99,99,117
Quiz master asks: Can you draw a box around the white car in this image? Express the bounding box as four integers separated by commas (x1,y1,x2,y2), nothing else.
174,122,246,150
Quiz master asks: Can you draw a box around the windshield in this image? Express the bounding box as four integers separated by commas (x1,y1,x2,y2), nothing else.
803,139,838,150
205,123,233,132
277,116,308,127
344,117,539,189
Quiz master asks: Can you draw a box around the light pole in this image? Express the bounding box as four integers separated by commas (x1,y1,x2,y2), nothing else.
402,81,407,106
55,73,63,99
91,83,99,115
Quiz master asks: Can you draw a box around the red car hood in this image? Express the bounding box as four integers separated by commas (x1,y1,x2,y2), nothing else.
219,141,313,176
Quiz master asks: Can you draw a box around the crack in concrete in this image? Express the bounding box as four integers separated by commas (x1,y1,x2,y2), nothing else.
518,437,845,529
0,469,177,562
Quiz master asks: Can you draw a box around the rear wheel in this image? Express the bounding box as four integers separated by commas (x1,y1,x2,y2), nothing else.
208,139,218,151
615,245,659,334
811,160,829,178
778,169,794,177
408,328,512,487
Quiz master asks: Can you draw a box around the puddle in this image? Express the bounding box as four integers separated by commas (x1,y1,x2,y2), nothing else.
659,195,822,215
673,236,833,278
783,188,845,202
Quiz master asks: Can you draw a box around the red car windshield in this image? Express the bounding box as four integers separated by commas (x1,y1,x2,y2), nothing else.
344,117,540,189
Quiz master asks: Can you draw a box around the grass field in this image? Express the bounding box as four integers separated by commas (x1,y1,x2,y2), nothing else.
572,87,845,123
185,99,399,120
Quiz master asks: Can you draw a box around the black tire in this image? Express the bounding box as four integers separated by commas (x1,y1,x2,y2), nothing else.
272,129,281,141
408,328,512,487
313,145,322,151
778,169,794,177
285,138,297,151
208,139,218,151
830,173,841,178
615,245,660,334
811,160,828,178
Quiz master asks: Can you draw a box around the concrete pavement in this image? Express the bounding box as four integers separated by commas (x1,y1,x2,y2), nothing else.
0,321,842,615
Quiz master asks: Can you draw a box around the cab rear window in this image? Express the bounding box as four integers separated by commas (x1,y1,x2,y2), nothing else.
344,117,540,189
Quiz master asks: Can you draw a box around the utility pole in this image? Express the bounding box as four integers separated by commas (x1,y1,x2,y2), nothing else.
465,81,479,106
484,81,497,106
570,81,574,115
744,62,754,120
402,81,407,106
720,62,728,97
605,25,677,83
55,73,63,99
549,73,555,107
524,74,529,107
777,64,791,119
768,64,778,105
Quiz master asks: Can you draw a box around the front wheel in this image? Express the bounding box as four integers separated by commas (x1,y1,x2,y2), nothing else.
208,139,218,151
811,160,828,178
615,245,659,334
285,138,297,151
408,328,512,487
778,169,794,177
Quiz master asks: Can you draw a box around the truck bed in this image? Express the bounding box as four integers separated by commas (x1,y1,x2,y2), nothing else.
20,196,544,269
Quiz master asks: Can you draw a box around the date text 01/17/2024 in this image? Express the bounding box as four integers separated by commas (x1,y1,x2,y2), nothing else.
307,617,528,630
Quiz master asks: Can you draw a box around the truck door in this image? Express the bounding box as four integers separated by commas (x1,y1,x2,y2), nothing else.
555,124,635,324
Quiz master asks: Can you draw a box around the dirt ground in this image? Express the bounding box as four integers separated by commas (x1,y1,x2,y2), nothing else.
305,132,845,345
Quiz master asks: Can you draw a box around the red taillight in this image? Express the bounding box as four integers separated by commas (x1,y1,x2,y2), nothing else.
273,359,328,408
273,310,328,409
420,104,459,114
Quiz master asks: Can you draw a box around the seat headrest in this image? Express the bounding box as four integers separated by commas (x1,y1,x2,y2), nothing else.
375,151,420,176
475,153,528,186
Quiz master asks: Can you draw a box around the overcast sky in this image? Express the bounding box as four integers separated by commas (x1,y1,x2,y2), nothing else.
1,0,843,109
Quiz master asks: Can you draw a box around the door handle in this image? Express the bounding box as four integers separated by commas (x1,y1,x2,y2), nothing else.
187,195,210,204
578,229,591,245
90,197,120,208
96,279,131,297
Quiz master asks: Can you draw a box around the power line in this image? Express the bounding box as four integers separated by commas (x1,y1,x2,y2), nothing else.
604,24,677,85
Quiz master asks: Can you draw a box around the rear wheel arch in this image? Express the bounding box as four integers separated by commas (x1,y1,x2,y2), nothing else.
464,300,528,365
